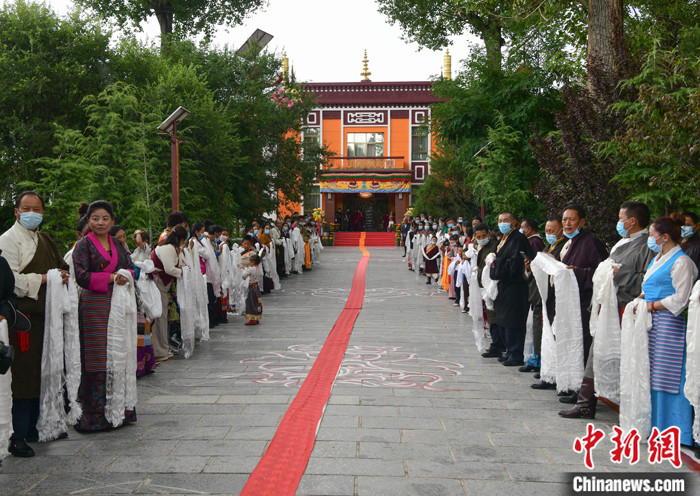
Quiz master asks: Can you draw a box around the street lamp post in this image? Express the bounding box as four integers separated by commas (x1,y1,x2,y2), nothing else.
158,106,190,212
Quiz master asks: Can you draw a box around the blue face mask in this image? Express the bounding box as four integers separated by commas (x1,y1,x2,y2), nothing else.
647,235,664,253
681,226,694,239
418,226,424,230
197,234,204,241
458,220,464,224
616,220,629,238
564,222,581,239
19,211,43,230
253,229,259,235
448,224,454,228
298,222,305,227
519,228,525,234
433,224,437,228
215,237,220,243
265,229,270,235
498,223,512,235
546,234,558,245
283,226,289,231
477,238,489,246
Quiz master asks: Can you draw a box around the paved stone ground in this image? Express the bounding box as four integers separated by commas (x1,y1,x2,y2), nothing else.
0,246,696,495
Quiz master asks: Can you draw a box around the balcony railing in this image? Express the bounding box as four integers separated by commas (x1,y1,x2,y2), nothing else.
326,156,405,170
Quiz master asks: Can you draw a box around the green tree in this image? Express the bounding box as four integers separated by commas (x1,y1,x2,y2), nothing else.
0,0,110,214
74,0,268,52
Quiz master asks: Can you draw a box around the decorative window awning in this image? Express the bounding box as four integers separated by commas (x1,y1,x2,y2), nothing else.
319,170,412,193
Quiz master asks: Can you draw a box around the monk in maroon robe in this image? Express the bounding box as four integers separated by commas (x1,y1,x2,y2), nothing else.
560,204,608,367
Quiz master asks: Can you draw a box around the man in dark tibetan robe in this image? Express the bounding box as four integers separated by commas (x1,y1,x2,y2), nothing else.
490,212,534,366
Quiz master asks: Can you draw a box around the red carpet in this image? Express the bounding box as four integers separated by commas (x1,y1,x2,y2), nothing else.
335,231,396,247
240,238,370,495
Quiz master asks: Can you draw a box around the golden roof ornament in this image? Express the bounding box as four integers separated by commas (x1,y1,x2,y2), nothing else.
282,51,289,81
360,50,371,81
444,49,452,81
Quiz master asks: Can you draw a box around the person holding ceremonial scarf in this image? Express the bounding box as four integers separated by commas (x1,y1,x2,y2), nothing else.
489,212,534,366
641,216,697,446
423,235,440,285
72,200,136,431
0,191,69,457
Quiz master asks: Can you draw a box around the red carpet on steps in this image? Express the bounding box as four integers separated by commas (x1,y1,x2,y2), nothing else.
334,231,396,247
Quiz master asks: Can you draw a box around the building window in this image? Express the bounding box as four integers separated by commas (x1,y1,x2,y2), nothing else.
347,132,384,157
303,192,321,213
412,127,429,161
303,127,320,148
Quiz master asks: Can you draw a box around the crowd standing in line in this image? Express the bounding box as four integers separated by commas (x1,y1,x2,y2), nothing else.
0,192,323,459
401,205,700,456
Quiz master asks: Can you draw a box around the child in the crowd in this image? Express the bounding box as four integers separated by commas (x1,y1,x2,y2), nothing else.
240,254,263,326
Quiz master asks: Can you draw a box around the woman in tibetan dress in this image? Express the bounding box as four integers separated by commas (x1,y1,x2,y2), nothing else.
642,217,698,446
423,235,440,285
72,201,136,431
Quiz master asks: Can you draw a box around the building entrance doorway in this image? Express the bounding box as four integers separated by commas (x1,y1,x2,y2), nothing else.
345,194,389,232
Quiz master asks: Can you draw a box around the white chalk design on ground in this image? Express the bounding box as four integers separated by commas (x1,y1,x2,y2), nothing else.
287,287,447,302
221,345,463,391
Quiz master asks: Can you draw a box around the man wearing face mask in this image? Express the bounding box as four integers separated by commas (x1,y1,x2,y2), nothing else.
270,220,286,278
519,218,546,374
559,204,608,375
680,212,700,278
559,201,654,418
489,212,534,366
0,191,69,457
531,216,569,388
472,224,502,358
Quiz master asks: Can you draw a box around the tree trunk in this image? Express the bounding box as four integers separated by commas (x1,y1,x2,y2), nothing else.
153,1,174,54
482,16,503,71
587,0,623,90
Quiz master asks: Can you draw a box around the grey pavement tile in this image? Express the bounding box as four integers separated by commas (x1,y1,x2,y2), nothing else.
146,395,220,404
360,416,443,430
134,414,203,428
488,432,572,448
398,406,479,420
296,475,355,496
30,440,91,456
309,441,357,459
359,442,452,461
450,445,551,464
135,474,248,494
1,456,118,474
305,458,405,477
196,414,281,427
402,430,492,446
105,456,210,474
139,426,231,441
405,459,509,480
166,404,247,415
318,416,360,428
504,462,578,482
225,426,278,441
25,473,148,494
327,395,361,405
356,477,466,496
440,419,529,434
359,396,433,407
0,474,46,496
170,440,266,457
316,428,401,443
202,456,259,474
79,440,179,456
323,406,400,417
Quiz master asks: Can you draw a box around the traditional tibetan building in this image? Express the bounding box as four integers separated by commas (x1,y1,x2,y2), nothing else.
288,51,450,231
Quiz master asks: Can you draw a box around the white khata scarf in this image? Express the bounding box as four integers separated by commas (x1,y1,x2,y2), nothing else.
620,298,652,439
468,247,490,353
200,240,221,297
177,260,196,359
133,260,162,321
37,268,82,441
0,319,12,460
283,238,294,276
480,253,498,310
684,281,700,441
191,244,210,341
105,269,138,428
230,245,247,316
219,243,235,300
530,253,584,393
590,258,622,403
523,307,535,365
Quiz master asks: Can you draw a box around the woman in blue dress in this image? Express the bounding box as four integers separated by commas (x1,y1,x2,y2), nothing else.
642,216,698,446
